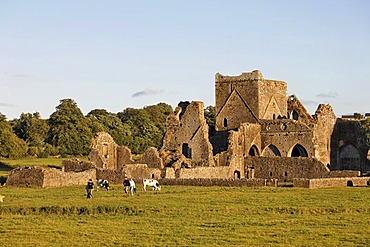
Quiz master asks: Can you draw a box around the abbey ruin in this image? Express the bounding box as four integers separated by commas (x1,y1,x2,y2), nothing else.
87,70,369,182
7,70,370,188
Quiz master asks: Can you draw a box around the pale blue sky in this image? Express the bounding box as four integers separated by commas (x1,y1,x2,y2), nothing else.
0,0,369,119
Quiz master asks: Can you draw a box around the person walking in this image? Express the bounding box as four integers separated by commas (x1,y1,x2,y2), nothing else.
86,179,94,199
123,176,130,195
129,178,136,196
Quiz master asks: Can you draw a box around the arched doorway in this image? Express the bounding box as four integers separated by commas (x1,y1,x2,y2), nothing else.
290,144,308,157
262,144,281,157
248,145,260,156
234,170,241,179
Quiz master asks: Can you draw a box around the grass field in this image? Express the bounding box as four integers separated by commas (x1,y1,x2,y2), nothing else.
0,184,369,246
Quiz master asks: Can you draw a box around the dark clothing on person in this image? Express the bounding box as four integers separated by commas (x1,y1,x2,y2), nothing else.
86,180,94,199
123,179,130,194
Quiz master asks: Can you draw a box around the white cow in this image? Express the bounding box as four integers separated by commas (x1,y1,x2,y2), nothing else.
0,195,4,202
143,179,161,191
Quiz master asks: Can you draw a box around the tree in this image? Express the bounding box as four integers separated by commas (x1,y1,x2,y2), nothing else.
0,113,27,158
11,112,49,156
118,107,162,153
47,99,92,156
204,105,216,127
86,109,132,146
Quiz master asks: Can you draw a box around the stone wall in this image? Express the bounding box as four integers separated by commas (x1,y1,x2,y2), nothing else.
122,164,162,180
89,132,134,170
243,157,331,180
62,159,95,172
293,177,370,188
160,178,272,187
215,71,260,130
161,101,214,168
7,166,96,188
96,168,125,184
313,104,336,165
177,166,234,179
138,147,163,168
89,132,118,170
43,169,96,188
258,79,287,120
331,119,368,172
7,166,44,187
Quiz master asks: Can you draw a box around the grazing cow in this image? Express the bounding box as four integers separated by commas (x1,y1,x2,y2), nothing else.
143,179,161,191
96,179,110,191
0,195,4,202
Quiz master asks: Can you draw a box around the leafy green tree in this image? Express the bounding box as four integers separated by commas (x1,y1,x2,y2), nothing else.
204,105,216,127
143,103,173,133
11,112,49,156
118,107,163,153
86,109,132,146
0,113,27,158
47,99,93,156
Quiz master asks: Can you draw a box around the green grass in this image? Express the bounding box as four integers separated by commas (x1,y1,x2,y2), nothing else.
0,185,369,246
1,156,88,169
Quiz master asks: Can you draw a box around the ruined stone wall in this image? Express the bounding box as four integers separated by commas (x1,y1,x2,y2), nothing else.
293,177,369,188
330,119,368,171
61,159,95,172
177,166,233,179
161,101,214,167
43,169,96,188
89,132,118,170
96,168,125,184
258,79,287,120
7,167,44,187
215,85,259,131
260,120,314,158
122,164,162,180
160,178,270,187
312,104,336,165
287,95,313,121
117,146,134,167
7,166,96,188
244,157,330,179
138,147,163,168
215,71,261,131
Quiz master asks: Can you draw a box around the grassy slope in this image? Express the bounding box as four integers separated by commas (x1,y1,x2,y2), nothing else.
0,157,88,177
0,185,369,246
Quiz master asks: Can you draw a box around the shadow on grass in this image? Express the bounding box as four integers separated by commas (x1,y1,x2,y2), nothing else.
0,162,13,171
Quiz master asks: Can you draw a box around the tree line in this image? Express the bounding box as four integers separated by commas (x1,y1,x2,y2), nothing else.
0,99,217,159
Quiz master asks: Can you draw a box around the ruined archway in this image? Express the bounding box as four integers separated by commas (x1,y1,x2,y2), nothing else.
248,145,260,157
289,144,308,157
262,144,281,157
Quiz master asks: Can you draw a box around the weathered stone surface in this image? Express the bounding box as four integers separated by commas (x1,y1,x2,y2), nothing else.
138,147,163,168
7,166,96,188
62,158,95,172
161,101,214,168
293,176,368,188
88,132,134,170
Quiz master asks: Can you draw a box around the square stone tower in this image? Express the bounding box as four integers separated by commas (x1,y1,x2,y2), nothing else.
215,70,287,131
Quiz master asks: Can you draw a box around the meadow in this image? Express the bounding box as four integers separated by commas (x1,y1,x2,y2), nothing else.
0,184,369,246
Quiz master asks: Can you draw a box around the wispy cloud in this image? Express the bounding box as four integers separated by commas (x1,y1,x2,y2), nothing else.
0,102,15,107
4,72,31,78
316,92,339,98
132,88,162,97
